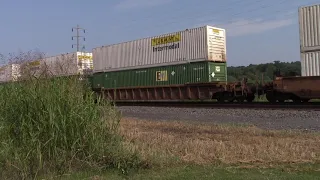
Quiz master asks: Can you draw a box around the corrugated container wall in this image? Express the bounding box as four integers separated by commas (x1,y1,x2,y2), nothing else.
92,61,227,89
301,51,320,76
0,64,21,83
21,52,93,78
93,25,226,72
77,52,93,73
299,4,320,52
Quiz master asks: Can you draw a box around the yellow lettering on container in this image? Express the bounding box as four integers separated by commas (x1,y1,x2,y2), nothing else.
151,34,181,46
28,60,41,66
212,29,220,34
156,71,168,81
78,55,93,61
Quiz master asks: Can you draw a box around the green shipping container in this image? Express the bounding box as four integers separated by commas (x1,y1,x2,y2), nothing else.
92,61,227,89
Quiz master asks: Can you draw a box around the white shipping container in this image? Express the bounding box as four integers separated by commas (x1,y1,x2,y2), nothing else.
0,64,21,83
298,4,320,52
22,51,93,77
301,51,320,76
93,25,226,72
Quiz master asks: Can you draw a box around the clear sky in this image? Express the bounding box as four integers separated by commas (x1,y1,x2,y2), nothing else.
0,0,318,66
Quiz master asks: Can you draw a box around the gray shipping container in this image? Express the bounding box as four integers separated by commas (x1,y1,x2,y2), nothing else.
93,25,226,73
301,51,320,76
298,4,320,53
0,64,20,83
20,52,93,78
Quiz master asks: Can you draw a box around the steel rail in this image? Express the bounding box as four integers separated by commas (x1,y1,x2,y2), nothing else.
113,101,320,111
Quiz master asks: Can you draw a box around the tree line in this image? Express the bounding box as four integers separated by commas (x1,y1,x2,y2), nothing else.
227,61,301,83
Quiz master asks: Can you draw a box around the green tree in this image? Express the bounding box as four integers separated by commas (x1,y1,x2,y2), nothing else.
227,61,301,83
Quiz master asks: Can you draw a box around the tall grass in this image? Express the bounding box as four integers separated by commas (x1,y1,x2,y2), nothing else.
0,51,142,179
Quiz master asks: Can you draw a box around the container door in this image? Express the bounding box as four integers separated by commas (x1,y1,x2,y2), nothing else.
103,73,116,89
208,62,227,82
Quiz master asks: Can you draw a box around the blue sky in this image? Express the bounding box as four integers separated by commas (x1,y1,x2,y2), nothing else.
0,0,319,66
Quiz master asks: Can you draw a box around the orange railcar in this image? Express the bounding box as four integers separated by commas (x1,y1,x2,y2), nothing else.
265,76,320,102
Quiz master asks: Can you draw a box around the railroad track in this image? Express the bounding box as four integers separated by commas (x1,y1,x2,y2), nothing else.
113,101,320,111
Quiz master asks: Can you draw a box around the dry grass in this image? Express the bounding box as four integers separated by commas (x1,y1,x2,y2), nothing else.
120,118,320,166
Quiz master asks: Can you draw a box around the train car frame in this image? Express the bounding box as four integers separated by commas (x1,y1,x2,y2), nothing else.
265,76,320,103
91,77,258,103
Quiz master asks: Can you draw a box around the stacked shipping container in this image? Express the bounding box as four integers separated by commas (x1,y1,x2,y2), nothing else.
92,61,227,89
21,51,93,78
92,25,227,88
0,64,20,83
299,4,320,76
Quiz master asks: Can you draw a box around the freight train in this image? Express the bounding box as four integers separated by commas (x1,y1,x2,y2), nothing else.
1,25,320,103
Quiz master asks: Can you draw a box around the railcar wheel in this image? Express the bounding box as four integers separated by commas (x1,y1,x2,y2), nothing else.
292,98,302,103
266,91,276,103
246,94,255,102
216,92,235,103
225,92,235,102
217,96,224,103
290,95,302,103
236,97,245,103
216,92,225,103
275,91,289,103
302,99,310,103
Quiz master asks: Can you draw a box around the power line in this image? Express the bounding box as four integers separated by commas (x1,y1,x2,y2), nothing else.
72,25,86,52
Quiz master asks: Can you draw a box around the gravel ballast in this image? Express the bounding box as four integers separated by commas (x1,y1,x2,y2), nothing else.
117,106,320,131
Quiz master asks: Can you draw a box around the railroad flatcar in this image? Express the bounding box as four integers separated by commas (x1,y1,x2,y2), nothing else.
89,25,258,102
265,75,320,103
90,74,257,102
90,25,234,101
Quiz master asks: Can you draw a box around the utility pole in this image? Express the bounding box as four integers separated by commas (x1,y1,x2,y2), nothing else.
72,25,86,52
